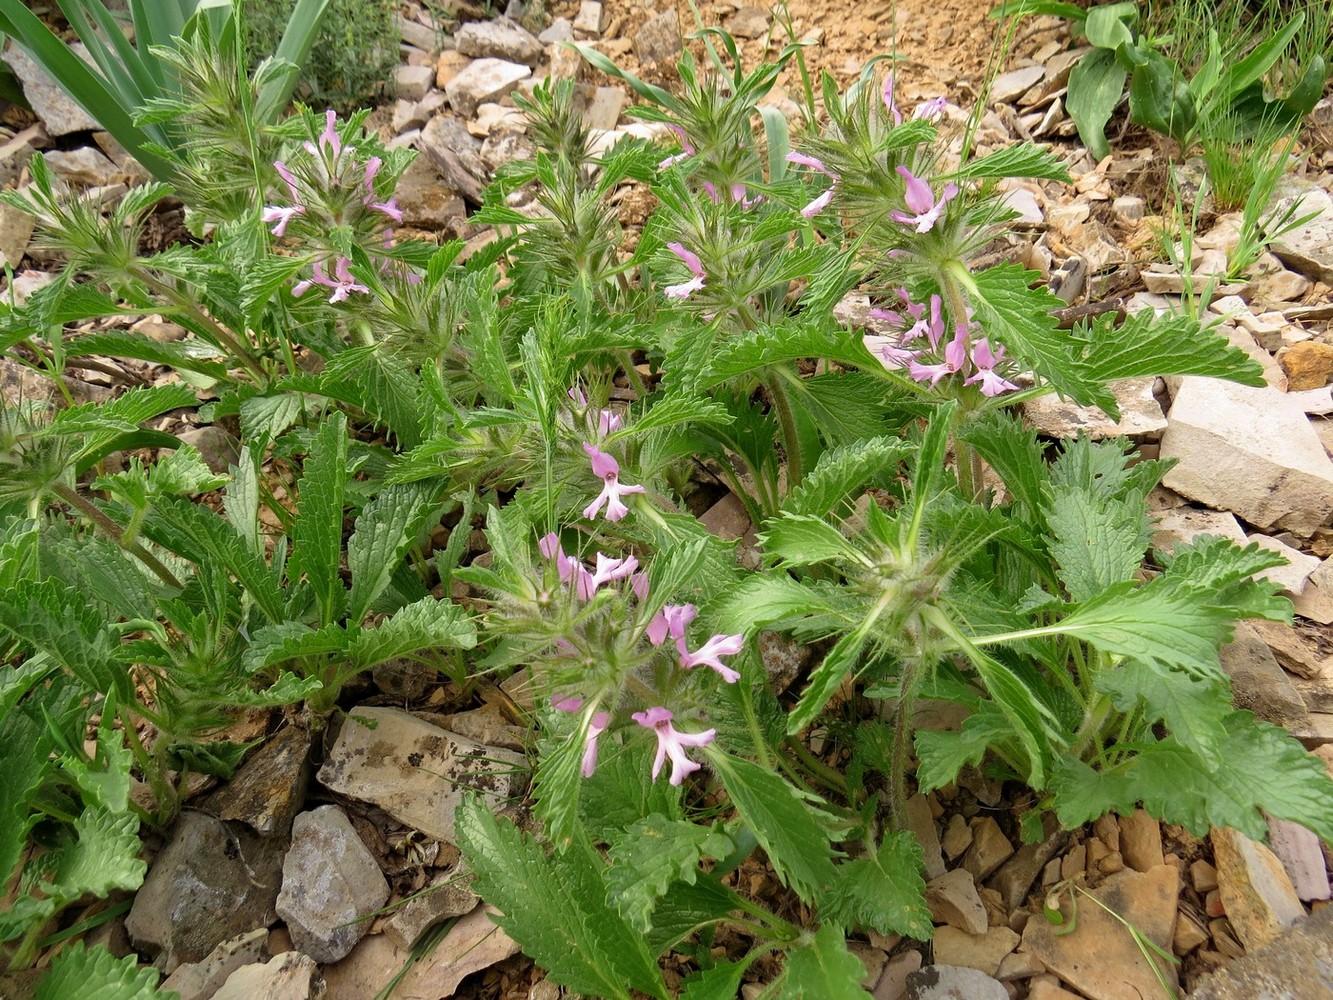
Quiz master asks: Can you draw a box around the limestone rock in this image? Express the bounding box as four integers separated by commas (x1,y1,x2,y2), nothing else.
2,44,100,136
1212,827,1305,951
393,156,468,231
418,114,488,203
1219,623,1311,730
1190,903,1333,999
962,817,1013,882
160,929,269,1000
316,706,527,844
1269,182,1333,284
991,65,1045,104
275,805,389,964
573,1,605,35
906,964,1008,999
211,952,321,1000
727,7,771,39
444,58,531,118
988,824,1069,913
941,814,972,861
1247,617,1331,679
1160,376,1333,535
1022,377,1166,440
384,867,479,949
1150,506,1246,556
0,202,35,270
1021,865,1180,1000
875,949,922,999
1248,532,1321,594
930,925,1019,976
538,18,574,44
394,64,435,101
1281,341,1333,391
207,724,312,837
456,18,543,66
1117,810,1163,873
396,13,442,53
583,85,627,131
907,793,947,880
925,869,988,936
125,811,285,972
1266,816,1330,902
634,10,682,66
387,904,520,996
42,147,119,187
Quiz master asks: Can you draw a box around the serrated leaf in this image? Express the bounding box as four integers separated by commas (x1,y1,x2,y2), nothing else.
347,483,437,623
786,372,892,445
680,960,752,1000
605,395,735,443
348,597,476,670
605,816,734,932
914,703,1010,793
46,805,146,902
1156,535,1291,621
780,924,872,1000
578,737,683,843
956,143,1071,182
1072,310,1264,390
34,942,169,1000
787,630,867,735
243,620,351,673
288,412,349,625
708,754,835,899
0,707,51,890
704,574,837,635
532,715,587,853
639,537,709,626
760,514,864,569
820,832,932,939
0,581,127,699
455,796,668,999
782,436,913,518
1097,659,1232,758
1046,487,1151,602
698,321,879,389
959,412,1048,522
1050,713,1333,842
64,331,227,378
238,393,304,444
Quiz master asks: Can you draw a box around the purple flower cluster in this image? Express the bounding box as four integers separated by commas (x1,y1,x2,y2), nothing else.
868,291,1018,397
263,110,411,304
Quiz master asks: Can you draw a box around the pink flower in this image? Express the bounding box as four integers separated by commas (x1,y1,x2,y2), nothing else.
262,204,303,237
914,97,948,122
552,694,583,711
890,166,958,233
730,183,763,209
882,76,904,126
598,409,622,436
658,124,696,169
273,160,302,202
964,339,1020,397
632,707,715,786
576,552,640,601
582,443,646,522
630,571,649,601
664,242,706,300
305,109,343,163
325,256,369,303
646,603,698,647
787,151,839,218
539,531,581,584
369,197,403,222
877,341,920,369
581,711,611,777
800,185,836,218
679,632,744,683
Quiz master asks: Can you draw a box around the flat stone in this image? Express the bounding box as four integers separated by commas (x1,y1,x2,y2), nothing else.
393,156,469,230
634,9,682,65
1219,623,1311,729
160,929,269,1000
1117,810,1164,873
991,65,1046,105
906,964,1008,999
1247,617,1331,679
384,867,479,949
727,7,771,39
394,64,435,101
989,824,1070,913
211,952,320,1000
996,950,1046,980
1172,910,1209,955
573,0,605,34
432,703,526,753
206,725,311,837
396,13,442,53
455,18,543,66
1027,978,1085,1000
2,43,100,136
931,925,1018,976
962,817,1014,882
444,58,531,118
41,147,119,187
1190,902,1333,999
0,202,35,270
1266,816,1330,902
275,805,389,964
1023,377,1166,441
316,706,527,844
1021,865,1180,1000
1150,506,1246,555
907,794,947,880
480,128,535,172
1112,195,1146,222
435,50,471,90
1,355,109,409
874,949,922,1000
418,114,488,202
1269,182,1333,284
125,811,284,972
926,869,988,935
1254,267,1312,303
1000,187,1043,225
1161,376,1333,535
941,814,972,861
1212,827,1305,951
538,18,574,44
1281,341,1333,392
389,904,521,996
583,85,627,131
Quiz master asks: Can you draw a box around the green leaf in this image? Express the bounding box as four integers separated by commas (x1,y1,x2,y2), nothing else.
1050,713,1333,842
0,707,51,891
579,737,683,842
760,514,863,569
455,797,668,1000
348,597,476,670
1155,535,1291,621
820,832,932,939
0,581,127,699
782,437,912,519
346,483,437,623
605,395,734,443
698,322,879,389
1214,11,1304,102
1083,2,1136,49
605,816,734,932
704,574,831,634
680,960,752,1000
64,331,228,379
787,630,867,735
1066,48,1126,161
1046,487,1150,602
1097,660,1232,759
288,412,349,625
956,143,1071,182
47,805,146,903
708,754,835,899
258,0,333,122
914,703,1010,793
780,924,872,1000
33,942,170,1000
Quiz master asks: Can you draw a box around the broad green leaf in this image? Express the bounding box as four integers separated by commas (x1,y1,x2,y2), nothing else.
0,708,50,890
0,581,127,699
605,395,734,442
780,924,872,1000
703,575,830,635
532,715,588,852
1155,535,1291,622
956,143,1071,182
698,321,879,389
64,331,228,379
579,737,683,843
1072,311,1263,392
782,437,912,519
288,412,349,625
47,805,146,903
455,797,668,1000
348,597,476,670
1066,48,1126,162
760,514,864,569
787,630,867,735
639,537,710,626
1097,660,1232,759
1046,487,1150,602
958,413,1046,521
605,816,734,932
708,753,835,899
1214,11,1304,102
820,832,932,939
680,960,752,1000
1051,713,1333,842
33,942,170,1000
243,620,352,673
347,483,437,623
786,372,892,445
914,703,1010,793
1083,2,1136,49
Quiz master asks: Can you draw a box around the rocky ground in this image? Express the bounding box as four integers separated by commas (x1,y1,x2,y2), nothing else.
3,1,1333,998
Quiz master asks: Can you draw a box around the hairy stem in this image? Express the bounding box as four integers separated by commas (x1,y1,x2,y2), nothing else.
52,484,185,591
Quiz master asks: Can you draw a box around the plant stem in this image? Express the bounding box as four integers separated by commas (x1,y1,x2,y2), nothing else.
783,735,848,796
765,371,804,491
52,484,185,590
887,655,921,830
